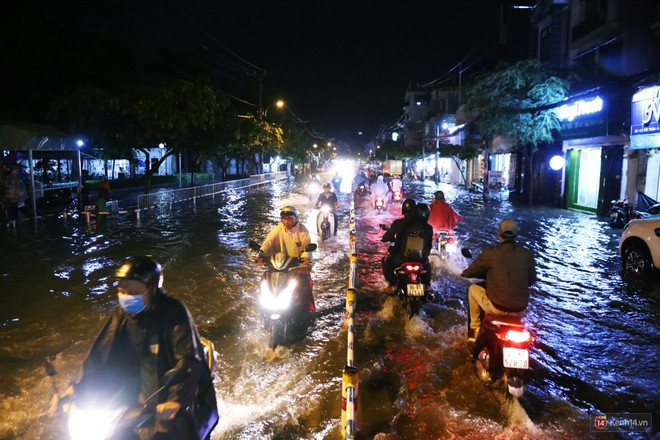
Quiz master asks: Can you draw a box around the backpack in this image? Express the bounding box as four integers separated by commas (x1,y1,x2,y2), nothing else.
402,225,425,260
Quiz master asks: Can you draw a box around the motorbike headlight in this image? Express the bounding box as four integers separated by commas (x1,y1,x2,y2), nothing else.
321,205,331,213
259,279,296,310
68,404,125,440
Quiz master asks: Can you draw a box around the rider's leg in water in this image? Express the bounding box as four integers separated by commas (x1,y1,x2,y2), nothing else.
421,259,432,287
333,212,338,235
381,255,398,289
298,273,315,312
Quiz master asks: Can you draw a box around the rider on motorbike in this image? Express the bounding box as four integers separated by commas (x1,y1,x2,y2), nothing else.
370,175,390,207
428,190,463,235
383,203,433,291
259,206,316,311
49,256,218,440
314,183,339,235
460,219,536,346
389,175,403,198
351,171,369,193
331,172,342,194
381,198,416,243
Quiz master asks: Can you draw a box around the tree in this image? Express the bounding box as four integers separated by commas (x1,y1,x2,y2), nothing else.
53,79,231,192
464,60,568,205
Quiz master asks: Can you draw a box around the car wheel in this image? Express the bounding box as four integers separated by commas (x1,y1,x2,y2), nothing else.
622,243,652,275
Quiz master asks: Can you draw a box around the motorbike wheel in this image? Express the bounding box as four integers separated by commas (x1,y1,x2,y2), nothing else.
609,214,625,228
321,225,330,242
268,320,285,349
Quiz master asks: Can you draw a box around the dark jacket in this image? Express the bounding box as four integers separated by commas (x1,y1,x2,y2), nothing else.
381,215,411,243
315,192,338,209
462,240,536,311
75,291,218,440
391,216,433,262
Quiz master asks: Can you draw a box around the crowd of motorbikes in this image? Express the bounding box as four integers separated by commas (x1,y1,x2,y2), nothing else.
47,175,536,439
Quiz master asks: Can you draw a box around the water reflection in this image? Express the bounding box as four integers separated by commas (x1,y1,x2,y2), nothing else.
0,178,657,439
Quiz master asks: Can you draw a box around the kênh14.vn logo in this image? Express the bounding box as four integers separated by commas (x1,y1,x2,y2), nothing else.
590,413,652,432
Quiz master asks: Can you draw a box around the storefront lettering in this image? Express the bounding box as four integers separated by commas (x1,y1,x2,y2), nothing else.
557,97,604,122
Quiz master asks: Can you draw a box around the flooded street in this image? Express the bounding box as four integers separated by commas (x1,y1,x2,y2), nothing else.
0,177,658,439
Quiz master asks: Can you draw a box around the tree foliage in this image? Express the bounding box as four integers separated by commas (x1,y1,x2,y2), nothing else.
465,60,569,149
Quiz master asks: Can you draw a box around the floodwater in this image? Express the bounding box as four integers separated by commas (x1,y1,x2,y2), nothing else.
0,177,657,440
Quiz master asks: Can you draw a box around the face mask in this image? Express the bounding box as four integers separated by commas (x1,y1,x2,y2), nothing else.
118,292,149,315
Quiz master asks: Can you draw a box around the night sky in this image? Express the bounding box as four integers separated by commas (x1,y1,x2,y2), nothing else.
0,1,524,146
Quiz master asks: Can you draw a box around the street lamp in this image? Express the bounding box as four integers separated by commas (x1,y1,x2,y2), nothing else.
262,99,284,118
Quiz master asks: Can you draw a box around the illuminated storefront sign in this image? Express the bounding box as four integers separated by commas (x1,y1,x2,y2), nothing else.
557,97,603,121
630,85,660,149
559,96,607,140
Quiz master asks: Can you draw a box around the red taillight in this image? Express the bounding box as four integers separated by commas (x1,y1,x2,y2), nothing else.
499,329,532,343
447,237,454,244
404,264,421,272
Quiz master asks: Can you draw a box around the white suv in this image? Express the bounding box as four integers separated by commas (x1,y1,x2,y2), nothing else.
619,215,660,275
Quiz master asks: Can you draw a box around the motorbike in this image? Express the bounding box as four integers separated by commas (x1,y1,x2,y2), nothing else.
461,249,535,398
50,338,219,440
433,229,459,260
317,205,336,241
393,261,434,316
332,178,342,194
392,189,403,203
249,241,318,348
609,197,660,228
472,313,535,398
354,183,368,197
373,195,386,213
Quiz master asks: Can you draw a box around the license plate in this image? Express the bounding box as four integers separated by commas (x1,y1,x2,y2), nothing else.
406,284,425,296
503,347,529,369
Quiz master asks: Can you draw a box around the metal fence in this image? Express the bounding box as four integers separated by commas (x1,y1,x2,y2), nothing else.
136,172,287,210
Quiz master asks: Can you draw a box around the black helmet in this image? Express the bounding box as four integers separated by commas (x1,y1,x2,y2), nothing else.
115,256,163,290
434,190,445,200
402,198,416,215
323,182,331,189
280,206,299,218
413,203,430,221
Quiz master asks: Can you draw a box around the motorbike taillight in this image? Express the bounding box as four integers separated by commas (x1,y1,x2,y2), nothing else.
404,264,421,272
498,329,533,343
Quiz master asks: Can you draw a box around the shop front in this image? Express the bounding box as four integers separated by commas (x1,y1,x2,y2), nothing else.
629,85,660,204
560,95,627,215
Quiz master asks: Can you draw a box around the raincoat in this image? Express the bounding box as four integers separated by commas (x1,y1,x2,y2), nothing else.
74,291,218,440
259,222,311,258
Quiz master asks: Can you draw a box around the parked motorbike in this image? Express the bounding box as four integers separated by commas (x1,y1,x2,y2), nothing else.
609,197,660,228
317,205,336,242
373,195,386,213
249,241,318,348
433,229,459,260
49,338,218,440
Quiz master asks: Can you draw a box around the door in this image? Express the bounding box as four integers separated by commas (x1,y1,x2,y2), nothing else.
598,145,624,216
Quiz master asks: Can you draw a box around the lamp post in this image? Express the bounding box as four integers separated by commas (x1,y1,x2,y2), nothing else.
262,99,284,118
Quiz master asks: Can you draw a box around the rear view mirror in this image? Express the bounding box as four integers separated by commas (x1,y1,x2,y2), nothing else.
305,243,318,252
248,241,261,251
461,248,473,259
